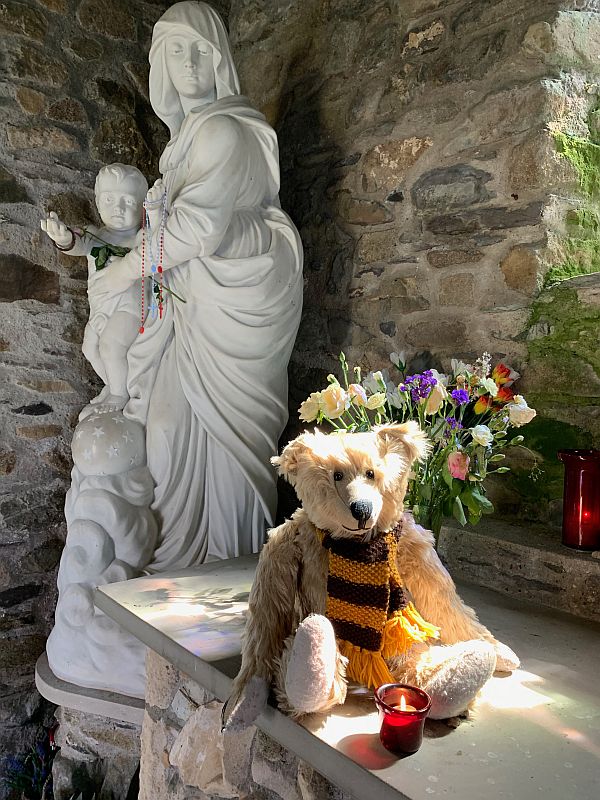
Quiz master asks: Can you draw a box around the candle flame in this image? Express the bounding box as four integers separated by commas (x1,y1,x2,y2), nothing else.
400,694,407,711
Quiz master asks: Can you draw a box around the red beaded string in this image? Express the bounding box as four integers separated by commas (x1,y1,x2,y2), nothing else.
140,203,146,334
158,207,164,319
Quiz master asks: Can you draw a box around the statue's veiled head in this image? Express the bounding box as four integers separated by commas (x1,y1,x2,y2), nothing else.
149,1,240,136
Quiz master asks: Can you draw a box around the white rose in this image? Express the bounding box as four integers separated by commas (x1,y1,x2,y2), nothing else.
471,424,494,447
507,395,537,427
425,381,448,415
480,377,499,397
321,384,349,419
299,392,322,423
366,392,386,410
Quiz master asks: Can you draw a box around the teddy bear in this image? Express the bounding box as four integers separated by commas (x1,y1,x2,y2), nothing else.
227,422,519,728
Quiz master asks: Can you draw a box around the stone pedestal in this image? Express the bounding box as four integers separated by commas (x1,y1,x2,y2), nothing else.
51,707,141,800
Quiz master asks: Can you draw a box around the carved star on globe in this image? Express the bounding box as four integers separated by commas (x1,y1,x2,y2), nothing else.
106,444,119,458
92,426,105,439
75,429,84,440
129,455,138,466
112,416,126,425
83,448,93,461
122,430,133,444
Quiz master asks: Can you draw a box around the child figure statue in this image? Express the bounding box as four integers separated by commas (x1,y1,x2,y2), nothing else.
41,163,149,414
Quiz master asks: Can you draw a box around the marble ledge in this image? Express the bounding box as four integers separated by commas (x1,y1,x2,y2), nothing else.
93,555,600,800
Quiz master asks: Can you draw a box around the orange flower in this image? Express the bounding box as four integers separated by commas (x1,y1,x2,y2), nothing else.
495,386,515,405
491,363,520,387
474,394,492,414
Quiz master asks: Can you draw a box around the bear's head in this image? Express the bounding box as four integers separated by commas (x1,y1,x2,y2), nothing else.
272,422,430,538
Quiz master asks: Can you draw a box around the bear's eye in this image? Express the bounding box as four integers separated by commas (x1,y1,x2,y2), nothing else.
333,471,344,482
366,469,375,480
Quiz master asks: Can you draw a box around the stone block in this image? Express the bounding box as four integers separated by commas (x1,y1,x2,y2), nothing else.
0,1,47,41
335,192,392,226
500,246,540,295
412,165,493,211
361,137,432,193
508,133,575,191
48,98,88,127
91,116,152,174
17,379,74,392
16,424,62,440
439,272,475,306
427,248,483,268
15,86,46,115
145,651,181,711
523,12,600,72
356,229,398,263
0,165,28,203
37,0,66,10
0,450,16,476
0,255,60,304
407,318,468,349
12,401,53,415
252,731,302,800
169,702,228,795
77,0,136,40
13,45,68,86
0,633,45,674
67,34,103,60
426,202,544,235
6,125,79,152
0,583,42,608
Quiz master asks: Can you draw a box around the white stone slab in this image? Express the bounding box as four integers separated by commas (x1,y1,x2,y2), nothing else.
35,652,144,724
95,558,600,800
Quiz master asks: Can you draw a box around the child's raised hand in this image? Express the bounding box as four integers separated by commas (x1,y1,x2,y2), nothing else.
145,178,165,207
41,211,73,247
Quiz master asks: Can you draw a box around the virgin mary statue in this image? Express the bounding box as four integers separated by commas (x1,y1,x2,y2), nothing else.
90,1,303,567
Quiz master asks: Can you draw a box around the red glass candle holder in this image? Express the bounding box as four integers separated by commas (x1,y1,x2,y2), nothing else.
374,683,431,756
558,449,600,551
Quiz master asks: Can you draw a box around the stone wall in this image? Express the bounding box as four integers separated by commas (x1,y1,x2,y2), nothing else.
0,0,214,788
228,0,600,525
2,0,600,793
137,650,350,800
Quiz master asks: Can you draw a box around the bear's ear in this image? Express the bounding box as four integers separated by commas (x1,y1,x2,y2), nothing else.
375,421,431,465
271,431,320,485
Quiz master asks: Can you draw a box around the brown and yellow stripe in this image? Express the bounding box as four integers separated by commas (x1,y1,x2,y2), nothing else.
318,525,439,689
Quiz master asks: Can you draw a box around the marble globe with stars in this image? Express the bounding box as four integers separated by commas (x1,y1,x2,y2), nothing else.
72,410,146,477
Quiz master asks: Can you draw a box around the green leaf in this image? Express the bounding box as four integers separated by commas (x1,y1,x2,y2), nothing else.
442,460,454,489
467,509,482,525
451,478,462,497
493,466,511,473
418,482,432,501
453,495,467,525
510,435,524,445
472,491,494,513
460,488,480,514
489,453,506,462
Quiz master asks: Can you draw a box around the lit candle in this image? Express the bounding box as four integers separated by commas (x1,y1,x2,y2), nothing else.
558,450,600,550
375,684,431,756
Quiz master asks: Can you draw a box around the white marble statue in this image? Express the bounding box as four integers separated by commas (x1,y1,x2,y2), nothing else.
90,0,304,567
41,164,149,414
40,0,303,697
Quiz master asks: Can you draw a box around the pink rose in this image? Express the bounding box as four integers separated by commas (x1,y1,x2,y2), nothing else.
448,451,469,480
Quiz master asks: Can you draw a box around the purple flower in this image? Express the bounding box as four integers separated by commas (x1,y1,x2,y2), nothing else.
445,416,463,430
451,388,469,405
401,371,438,404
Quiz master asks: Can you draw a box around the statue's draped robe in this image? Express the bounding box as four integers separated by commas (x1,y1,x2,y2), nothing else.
125,97,303,568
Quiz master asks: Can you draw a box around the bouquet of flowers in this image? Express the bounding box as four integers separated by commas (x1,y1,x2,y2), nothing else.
298,351,537,536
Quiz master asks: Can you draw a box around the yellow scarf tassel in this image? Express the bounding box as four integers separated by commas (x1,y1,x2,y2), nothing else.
338,639,396,689
381,602,440,659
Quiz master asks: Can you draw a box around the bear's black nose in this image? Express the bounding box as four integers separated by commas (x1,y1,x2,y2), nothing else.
350,500,373,528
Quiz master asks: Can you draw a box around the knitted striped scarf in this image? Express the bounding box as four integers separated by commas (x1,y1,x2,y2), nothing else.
319,525,439,690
